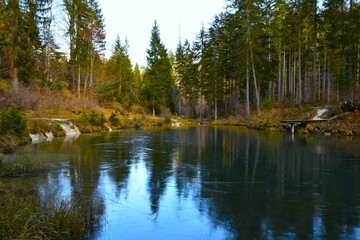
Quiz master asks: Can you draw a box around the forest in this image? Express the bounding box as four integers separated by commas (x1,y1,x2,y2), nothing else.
1,0,360,119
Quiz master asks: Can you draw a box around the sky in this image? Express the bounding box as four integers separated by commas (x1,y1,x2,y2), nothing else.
98,0,227,67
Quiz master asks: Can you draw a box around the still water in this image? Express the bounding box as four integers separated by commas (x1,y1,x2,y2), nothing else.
9,126,360,239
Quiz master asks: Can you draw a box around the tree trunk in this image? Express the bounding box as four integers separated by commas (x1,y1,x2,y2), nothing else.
297,0,302,106
77,65,81,98
322,49,327,101
278,52,282,101
245,49,250,119
297,30,302,106
89,49,94,92
327,61,331,103
214,97,218,120
283,51,286,97
250,40,261,115
313,0,317,102
349,0,353,101
10,58,19,93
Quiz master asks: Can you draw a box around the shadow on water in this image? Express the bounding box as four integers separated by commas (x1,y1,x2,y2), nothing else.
7,126,360,239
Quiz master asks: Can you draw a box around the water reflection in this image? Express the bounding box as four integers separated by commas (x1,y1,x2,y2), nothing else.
11,127,360,239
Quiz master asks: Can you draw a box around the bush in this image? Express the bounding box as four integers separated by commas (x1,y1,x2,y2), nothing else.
164,117,171,124
0,109,28,136
82,111,106,126
109,112,121,126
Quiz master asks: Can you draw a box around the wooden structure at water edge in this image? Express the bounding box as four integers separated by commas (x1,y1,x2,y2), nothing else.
281,119,329,133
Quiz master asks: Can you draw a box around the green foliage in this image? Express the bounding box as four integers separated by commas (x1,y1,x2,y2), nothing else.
0,109,28,137
82,111,106,125
164,117,171,124
101,36,134,102
144,20,175,114
109,112,121,126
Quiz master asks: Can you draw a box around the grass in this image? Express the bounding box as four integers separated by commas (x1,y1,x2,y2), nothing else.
0,155,104,239
0,156,33,177
28,119,66,137
0,183,104,240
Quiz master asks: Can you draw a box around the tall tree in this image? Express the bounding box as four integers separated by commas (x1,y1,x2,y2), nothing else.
103,36,133,101
144,20,174,115
0,0,41,92
175,39,198,117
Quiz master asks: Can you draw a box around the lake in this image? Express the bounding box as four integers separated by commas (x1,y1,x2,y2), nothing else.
7,126,360,239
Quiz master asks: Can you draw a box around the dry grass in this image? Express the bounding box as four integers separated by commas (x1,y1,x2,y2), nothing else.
0,183,104,239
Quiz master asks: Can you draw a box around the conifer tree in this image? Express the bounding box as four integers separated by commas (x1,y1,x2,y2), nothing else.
144,20,174,115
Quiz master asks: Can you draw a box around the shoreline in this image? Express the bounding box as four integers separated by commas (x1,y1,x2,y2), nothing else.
2,107,360,154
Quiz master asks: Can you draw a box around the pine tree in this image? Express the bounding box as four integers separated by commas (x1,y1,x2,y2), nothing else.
175,39,198,117
0,0,41,92
103,36,133,101
144,20,174,115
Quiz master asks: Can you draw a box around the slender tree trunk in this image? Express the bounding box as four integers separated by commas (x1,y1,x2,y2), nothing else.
199,91,203,120
250,40,261,115
357,44,360,95
9,57,19,93
297,30,302,105
214,97,218,120
297,0,302,106
293,53,296,94
245,49,250,119
289,52,292,94
11,65,19,93
327,61,331,103
283,51,286,97
305,66,309,100
341,0,345,100
278,52,282,101
77,65,81,98
313,0,317,102
89,50,94,91
322,49,327,101
349,0,354,101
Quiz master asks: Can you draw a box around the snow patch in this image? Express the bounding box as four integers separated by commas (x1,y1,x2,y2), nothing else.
313,108,328,120
59,122,80,136
30,133,47,143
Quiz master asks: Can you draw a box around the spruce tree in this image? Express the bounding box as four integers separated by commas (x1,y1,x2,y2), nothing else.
144,20,174,115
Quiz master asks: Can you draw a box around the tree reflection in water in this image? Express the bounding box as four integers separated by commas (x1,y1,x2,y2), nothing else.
10,127,360,239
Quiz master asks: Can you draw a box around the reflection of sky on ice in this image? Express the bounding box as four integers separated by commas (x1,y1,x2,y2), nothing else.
95,159,231,240
37,168,73,203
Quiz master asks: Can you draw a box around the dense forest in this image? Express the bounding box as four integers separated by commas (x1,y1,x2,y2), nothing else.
1,0,360,119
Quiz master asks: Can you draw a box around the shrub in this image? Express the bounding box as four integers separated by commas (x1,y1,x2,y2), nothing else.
109,112,121,126
0,108,28,136
164,117,171,124
82,111,106,126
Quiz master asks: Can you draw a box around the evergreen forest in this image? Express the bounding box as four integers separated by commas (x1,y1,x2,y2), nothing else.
1,0,360,119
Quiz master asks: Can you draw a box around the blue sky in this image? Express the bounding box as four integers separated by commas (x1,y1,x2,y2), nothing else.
98,0,227,67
